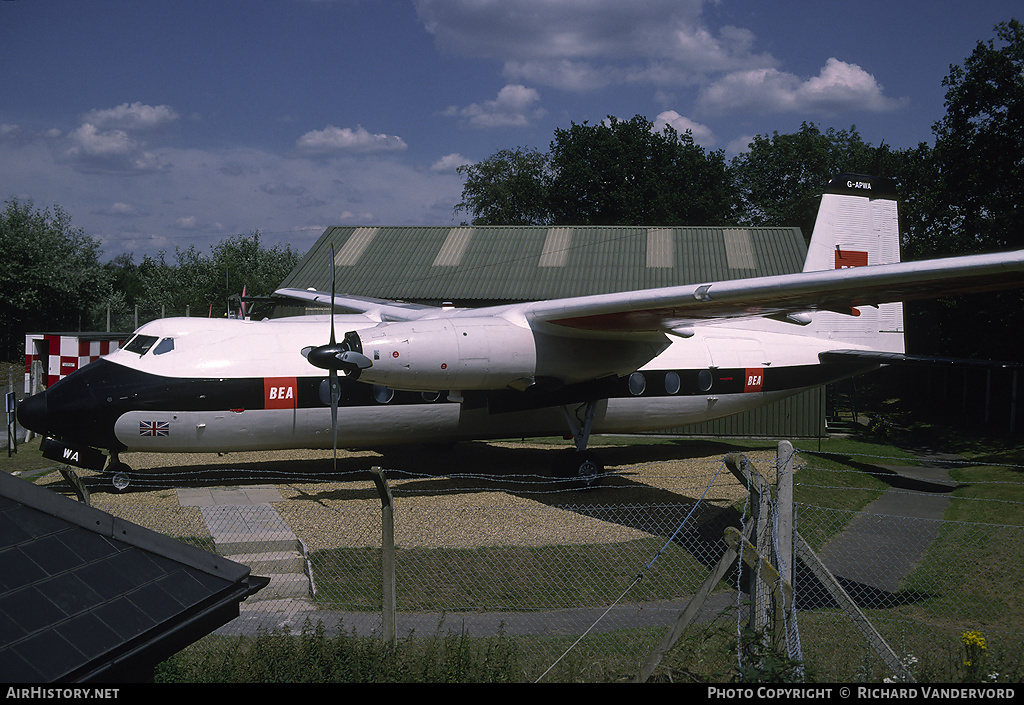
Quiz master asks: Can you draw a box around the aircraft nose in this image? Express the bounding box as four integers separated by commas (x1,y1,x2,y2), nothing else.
17,391,48,435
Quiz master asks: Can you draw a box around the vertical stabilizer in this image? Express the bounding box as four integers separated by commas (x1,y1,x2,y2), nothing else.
805,174,905,353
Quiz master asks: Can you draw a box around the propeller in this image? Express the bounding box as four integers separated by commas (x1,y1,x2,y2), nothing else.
302,243,372,468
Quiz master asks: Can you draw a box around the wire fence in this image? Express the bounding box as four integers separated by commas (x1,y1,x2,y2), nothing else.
23,440,1024,682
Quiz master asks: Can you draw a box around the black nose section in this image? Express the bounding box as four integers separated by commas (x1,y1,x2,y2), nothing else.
17,391,48,435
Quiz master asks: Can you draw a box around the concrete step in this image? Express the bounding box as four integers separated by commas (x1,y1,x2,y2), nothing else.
214,533,299,555
223,550,307,576
255,573,313,601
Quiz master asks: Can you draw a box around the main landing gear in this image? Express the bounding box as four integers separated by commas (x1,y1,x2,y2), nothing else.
557,400,605,489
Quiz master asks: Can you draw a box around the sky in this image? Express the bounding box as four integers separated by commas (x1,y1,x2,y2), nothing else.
1,0,1020,263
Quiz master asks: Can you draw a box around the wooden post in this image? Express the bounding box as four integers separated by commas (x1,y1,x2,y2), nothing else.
59,466,91,506
369,466,396,647
776,441,794,589
724,453,773,631
1011,369,1018,433
793,533,911,681
724,526,793,637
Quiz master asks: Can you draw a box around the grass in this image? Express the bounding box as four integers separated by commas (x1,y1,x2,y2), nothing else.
157,619,525,683
0,438,58,477
309,539,710,612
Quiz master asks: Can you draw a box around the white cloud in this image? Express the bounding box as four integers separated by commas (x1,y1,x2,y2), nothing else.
259,182,307,197
170,214,227,234
62,122,170,174
653,110,715,148
416,0,703,61
83,102,180,131
0,130,466,260
445,84,545,128
431,153,473,172
416,0,774,91
503,60,614,92
49,102,182,174
92,202,148,218
697,58,906,116
295,125,408,156
726,134,756,156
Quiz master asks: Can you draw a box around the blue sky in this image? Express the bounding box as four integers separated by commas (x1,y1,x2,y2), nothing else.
1,0,1019,262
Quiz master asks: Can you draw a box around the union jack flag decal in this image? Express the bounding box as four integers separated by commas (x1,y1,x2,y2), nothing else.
139,420,170,437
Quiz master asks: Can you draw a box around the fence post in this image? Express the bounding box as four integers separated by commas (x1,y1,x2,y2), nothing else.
724,453,773,631
369,466,396,647
777,441,794,589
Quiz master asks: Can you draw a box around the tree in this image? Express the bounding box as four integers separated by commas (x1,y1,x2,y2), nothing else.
730,123,883,238
910,19,1024,361
455,147,552,225
131,232,299,317
547,115,735,226
931,18,1024,255
0,199,111,360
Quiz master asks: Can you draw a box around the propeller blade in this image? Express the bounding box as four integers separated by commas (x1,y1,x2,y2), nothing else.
337,350,372,370
329,243,338,470
304,243,371,470
329,368,339,471
329,243,337,346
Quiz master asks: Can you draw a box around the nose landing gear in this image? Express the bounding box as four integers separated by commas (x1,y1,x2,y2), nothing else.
105,453,133,493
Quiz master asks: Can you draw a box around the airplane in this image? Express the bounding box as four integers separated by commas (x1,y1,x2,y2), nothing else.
17,173,1024,491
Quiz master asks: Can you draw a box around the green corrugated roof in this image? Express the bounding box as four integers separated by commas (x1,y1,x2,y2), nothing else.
278,225,807,304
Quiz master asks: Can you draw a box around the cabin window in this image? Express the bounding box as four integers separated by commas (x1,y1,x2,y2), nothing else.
123,334,158,355
153,338,175,355
698,369,714,392
628,372,646,396
664,371,681,395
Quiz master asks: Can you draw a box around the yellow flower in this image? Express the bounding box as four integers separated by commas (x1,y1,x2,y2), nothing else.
962,631,987,650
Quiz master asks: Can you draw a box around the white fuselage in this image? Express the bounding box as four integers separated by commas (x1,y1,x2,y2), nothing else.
93,314,865,453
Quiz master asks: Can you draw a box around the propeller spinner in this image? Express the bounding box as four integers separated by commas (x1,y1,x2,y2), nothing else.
304,330,371,378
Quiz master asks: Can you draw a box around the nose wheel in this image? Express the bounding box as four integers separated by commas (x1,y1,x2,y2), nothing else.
105,454,133,493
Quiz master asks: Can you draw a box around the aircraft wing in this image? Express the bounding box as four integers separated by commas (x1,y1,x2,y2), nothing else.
277,248,1024,333
516,249,1024,333
275,288,439,322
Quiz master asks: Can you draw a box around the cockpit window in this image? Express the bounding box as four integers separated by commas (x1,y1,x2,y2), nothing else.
123,334,158,355
153,337,175,355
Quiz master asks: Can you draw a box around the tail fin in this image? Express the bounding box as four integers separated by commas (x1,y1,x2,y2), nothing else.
805,174,905,353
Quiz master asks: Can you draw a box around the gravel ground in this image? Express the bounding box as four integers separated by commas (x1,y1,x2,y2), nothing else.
34,440,779,551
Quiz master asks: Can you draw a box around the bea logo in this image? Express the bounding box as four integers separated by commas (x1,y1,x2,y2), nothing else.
264,377,298,409
744,368,764,393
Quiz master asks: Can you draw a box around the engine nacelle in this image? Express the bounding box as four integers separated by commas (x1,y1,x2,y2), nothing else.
350,317,539,391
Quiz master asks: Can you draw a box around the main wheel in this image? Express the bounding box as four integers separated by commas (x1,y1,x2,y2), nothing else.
555,449,604,489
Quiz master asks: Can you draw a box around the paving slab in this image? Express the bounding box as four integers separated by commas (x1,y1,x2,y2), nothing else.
176,485,283,507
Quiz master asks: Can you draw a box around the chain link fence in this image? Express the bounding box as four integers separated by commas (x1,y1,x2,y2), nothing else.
23,441,1024,682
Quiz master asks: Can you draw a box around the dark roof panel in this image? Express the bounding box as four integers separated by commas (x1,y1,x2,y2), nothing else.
0,471,267,683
